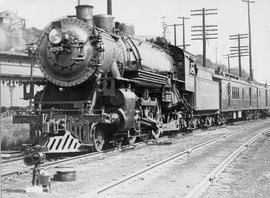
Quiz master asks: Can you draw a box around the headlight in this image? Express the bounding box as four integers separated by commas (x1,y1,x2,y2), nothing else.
48,28,63,44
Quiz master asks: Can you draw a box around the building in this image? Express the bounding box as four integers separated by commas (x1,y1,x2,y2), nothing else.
0,10,25,30
0,51,43,107
0,10,43,108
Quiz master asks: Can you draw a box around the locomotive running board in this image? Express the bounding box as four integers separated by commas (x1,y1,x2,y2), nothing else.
38,130,84,153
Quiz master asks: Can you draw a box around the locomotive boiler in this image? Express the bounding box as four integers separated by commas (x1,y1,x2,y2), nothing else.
38,7,174,87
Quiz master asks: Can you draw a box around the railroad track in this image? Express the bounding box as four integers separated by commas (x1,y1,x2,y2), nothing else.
1,151,23,164
80,120,269,197
185,127,269,198
1,141,146,178
1,151,21,154
1,119,267,179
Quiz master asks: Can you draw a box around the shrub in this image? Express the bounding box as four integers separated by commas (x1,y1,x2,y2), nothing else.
1,106,8,113
8,106,22,111
1,117,31,150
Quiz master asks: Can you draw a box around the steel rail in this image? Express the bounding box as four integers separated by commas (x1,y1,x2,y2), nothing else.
1,151,21,154
2,156,24,164
1,142,145,178
1,150,110,178
85,122,265,197
185,127,270,198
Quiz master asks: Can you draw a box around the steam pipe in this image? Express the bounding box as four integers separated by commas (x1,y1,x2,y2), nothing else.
107,0,112,15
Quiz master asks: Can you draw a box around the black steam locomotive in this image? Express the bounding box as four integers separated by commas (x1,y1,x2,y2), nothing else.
14,4,270,153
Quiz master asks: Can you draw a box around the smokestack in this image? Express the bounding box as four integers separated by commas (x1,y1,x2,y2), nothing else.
76,5,94,25
107,0,112,15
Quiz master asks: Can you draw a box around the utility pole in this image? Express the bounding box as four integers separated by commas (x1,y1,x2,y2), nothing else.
229,34,249,77
166,23,182,46
191,8,218,68
177,16,190,51
215,45,218,65
223,54,231,74
29,52,34,106
242,0,254,81
161,16,167,38
26,43,36,106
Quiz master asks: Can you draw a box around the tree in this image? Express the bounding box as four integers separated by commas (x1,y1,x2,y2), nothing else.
195,54,251,79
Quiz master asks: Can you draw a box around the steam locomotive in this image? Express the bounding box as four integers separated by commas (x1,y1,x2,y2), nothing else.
14,4,270,153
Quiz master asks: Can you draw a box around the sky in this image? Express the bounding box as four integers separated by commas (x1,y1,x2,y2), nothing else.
1,0,270,83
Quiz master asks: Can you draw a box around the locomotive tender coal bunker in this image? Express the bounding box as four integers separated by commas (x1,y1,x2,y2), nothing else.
14,4,270,153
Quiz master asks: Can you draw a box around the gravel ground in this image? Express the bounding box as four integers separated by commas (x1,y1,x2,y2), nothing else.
201,129,270,198
1,119,268,198
97,120,270,198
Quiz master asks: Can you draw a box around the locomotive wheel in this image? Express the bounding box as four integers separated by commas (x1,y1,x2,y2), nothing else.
128,136,137,145
127,129,137,146
146,102,163,139
153,105,163,139
151,129,161,139
141,131,150,143
216,116,222,126
91,124,105,152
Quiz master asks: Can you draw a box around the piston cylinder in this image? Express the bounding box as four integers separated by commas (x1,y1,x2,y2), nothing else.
106,89,136,131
